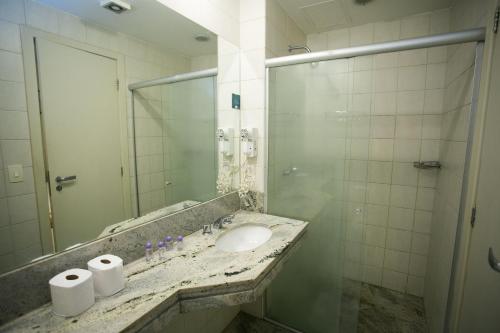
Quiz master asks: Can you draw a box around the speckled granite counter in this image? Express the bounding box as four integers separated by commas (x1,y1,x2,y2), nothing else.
0,211,308,333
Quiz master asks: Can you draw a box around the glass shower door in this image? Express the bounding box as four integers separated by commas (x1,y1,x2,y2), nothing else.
133,76,217,215
162,77,218,205
266,59,361,333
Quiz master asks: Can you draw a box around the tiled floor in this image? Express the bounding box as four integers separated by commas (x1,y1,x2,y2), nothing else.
223,283,427,333
354,283,428,333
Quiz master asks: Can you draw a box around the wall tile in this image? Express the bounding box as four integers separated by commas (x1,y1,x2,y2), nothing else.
390,185,417,208
424,89,444,114
391,162,418,186
0,51,24,82
400,13,430,39
366,183,390,205
398,65,426,91
364,225,386,247
0,225,13,255
397,91,424,114
407,275,424,296
409,253,427,276
7,193,37,224
369,139,394,161
395,115,422,139
327,28,349,49
349,23,374,46
0,140,32,168
362,265,383,285
416,187,435,211
365,204,388,226
398,49,427,67
384,249,410,273
367,161,392,184
373,92,397,115
393,139,420,162
388,207,414,230
0,20,21,53
370,116,395,138
414,210,432,233
386,228,411,251
240,18,265,51
373,21,400,42
411,232,430,255
0,111,30,140
382,269,407,292
426,63,447,89
0,81,26,110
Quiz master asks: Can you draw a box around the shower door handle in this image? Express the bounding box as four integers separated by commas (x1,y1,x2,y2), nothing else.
488,247,500,272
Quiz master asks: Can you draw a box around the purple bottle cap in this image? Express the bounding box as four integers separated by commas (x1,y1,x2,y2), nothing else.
165,236,173,242
177,235,183,241
158,241,165,248
145,241,152,249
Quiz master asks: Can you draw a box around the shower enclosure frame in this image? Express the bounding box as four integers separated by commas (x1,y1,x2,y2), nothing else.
263,28,486,332
128,68,218,216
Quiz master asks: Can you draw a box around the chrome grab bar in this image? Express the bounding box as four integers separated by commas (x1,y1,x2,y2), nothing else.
413,161,441,169
55,175,77,192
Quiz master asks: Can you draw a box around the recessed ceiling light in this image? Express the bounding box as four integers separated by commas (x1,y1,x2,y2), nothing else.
100,0,131,14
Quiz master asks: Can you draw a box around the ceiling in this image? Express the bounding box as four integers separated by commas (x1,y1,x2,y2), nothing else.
277,0,454,34
38,0,217,56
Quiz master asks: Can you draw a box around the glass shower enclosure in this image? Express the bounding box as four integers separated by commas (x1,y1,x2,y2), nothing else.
265,30,484,332
131,75,217,215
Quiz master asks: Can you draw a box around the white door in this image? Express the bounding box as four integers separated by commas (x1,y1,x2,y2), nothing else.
35,38,125,251
458,21,500,333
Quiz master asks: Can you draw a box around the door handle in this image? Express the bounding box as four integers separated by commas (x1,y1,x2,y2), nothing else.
488,247,500,272
55,175,77,191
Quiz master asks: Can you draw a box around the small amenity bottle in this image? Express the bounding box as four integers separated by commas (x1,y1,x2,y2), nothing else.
145,241,153,262
157,241,166,260
176,236,184,251
164,236,173,251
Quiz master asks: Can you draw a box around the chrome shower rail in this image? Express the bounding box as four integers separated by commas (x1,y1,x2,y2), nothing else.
128,67,217,90
265,28,486,68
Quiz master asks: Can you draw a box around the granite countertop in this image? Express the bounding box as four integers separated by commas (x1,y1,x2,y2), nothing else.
0,211,308,333
99,200,200,237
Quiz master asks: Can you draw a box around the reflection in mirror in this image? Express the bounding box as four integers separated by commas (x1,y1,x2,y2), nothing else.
0,0,234,274
131,76,217,215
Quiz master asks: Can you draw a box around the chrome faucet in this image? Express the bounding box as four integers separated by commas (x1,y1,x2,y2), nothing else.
202,224,212,234
212,214,234,230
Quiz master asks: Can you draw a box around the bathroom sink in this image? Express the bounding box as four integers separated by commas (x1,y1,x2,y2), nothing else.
215,223,272,252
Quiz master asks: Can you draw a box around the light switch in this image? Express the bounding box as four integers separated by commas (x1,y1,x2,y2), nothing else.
8,164,23,183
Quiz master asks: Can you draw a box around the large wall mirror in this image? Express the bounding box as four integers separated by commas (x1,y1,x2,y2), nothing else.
0,0,240,274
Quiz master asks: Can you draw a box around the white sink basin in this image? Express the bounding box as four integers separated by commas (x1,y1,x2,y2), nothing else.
215,223,272,252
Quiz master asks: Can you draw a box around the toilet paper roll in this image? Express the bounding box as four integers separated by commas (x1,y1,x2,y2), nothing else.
49,268,95,317
87,254,125,297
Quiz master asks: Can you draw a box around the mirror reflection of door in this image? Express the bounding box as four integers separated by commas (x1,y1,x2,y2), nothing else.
35,38,126,251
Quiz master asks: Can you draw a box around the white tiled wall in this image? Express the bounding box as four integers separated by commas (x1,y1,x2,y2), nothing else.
239,0,266,193
265,0,306,58
301,9,452,297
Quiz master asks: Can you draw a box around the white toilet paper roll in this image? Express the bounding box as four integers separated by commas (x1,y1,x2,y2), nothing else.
87,254,125,297
49,268,95,317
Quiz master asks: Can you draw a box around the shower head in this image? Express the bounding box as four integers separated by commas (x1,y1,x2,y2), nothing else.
288,45,312,53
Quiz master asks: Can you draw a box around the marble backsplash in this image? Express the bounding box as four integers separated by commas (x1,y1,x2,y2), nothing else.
0,192,240,325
